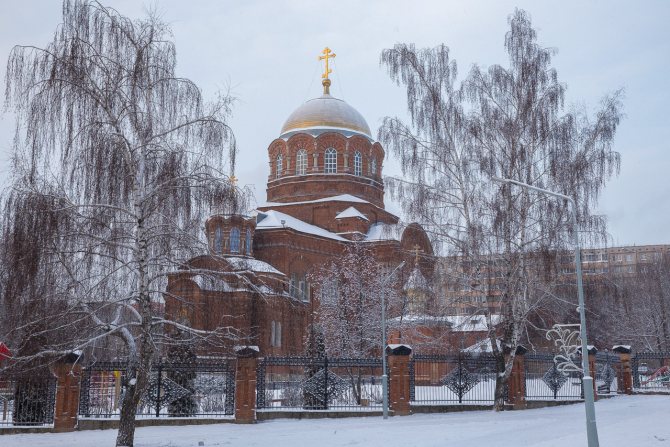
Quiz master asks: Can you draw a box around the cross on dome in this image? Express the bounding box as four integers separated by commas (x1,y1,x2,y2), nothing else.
319,47,336,79
319,47,336,95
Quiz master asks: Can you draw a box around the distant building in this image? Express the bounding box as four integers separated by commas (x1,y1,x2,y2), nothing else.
439,244,670,314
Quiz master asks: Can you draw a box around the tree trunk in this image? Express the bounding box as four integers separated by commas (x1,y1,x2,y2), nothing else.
493,353,507,411
116,364,143,447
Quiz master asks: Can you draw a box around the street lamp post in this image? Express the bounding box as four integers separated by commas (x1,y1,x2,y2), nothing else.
492,176,599,447
381,260,405,420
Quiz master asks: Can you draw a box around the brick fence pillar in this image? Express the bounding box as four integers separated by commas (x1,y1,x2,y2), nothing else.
234,346,259,424
587,346,598,401
612,345,633,394
386,344,412,416
506,345,527,409
51,352,82,432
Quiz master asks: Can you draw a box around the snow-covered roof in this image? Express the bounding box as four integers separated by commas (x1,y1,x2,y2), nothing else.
335,206,368,221
256,209,348,241
191,274,245,292
260,194,370,208
463,337,501,353
365,222,403,242
443,314,501,332
390,313,500,331
224,256,284,275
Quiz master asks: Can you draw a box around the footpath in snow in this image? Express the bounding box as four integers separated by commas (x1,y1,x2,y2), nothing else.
1,395,668,447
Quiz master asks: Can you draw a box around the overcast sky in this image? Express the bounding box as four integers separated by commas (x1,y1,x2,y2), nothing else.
1,1,668,247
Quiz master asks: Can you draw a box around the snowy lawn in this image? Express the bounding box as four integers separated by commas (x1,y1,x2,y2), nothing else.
1,395,668,447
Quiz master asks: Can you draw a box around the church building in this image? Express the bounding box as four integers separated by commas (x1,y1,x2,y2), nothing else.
165,48,435,357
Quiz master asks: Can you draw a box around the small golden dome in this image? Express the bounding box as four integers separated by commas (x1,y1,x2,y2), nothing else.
280,92,372,139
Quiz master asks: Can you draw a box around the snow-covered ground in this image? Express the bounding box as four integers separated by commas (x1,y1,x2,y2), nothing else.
1,395,668,447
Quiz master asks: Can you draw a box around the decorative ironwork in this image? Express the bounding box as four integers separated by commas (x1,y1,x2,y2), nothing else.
524,353,582,401
410,353,496,405
78,359,235,418
302,368,348,409
141,373,190,416
542,363,568,399
595,352,620,394
0,376,57,426
632,351,670,392
442,365,481,403
408,359,415,402
546,324,583,375
257,356,384,411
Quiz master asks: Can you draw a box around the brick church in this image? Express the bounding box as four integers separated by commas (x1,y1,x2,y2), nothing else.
165,49,437,357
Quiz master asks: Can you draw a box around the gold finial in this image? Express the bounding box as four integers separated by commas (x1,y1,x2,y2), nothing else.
318,47,336,94
230,175,238,186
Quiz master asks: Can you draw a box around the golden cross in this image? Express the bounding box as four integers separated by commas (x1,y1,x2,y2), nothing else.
319,47,336,79
413,245,421,264
230,175,238,186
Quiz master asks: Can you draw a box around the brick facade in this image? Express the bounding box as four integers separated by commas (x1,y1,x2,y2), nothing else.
165,92,437,358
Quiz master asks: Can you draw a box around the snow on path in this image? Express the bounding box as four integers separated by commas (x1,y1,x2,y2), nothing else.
1,395,668,447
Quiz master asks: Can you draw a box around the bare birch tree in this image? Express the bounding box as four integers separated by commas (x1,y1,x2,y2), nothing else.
307,243,402,403
380,9,622,410
1,1,240,444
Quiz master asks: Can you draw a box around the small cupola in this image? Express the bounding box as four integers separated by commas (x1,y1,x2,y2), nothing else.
335,206,370,239
205,214,257,257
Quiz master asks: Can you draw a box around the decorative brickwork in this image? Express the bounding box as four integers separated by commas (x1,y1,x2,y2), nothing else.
387,345,412,416
507,346,527,409
234,346,259,423
52,355,82,432
613,345,633,394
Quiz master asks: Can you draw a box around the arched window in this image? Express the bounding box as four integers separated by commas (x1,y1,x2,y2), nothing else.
245,228,252,255
214,227,223,253
276,154,283,178
296,149,307,175
324,148,337,173
353,151,362,176
230,227,240,253
370,157,378,176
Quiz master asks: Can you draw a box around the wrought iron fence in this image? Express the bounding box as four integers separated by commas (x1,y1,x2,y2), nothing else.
256,356,384,411
595,352,620,395
78,359,235,419
0,376,57,427
409,353,497,405
524,353,583,400
632,352,670,393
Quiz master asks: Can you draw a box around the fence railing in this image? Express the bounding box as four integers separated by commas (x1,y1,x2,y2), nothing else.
256,356,384,411
595,352,620,395
632,352,670,392
524,353,583,401
410,353,497,405
0,376,57,427
78,359,235,419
